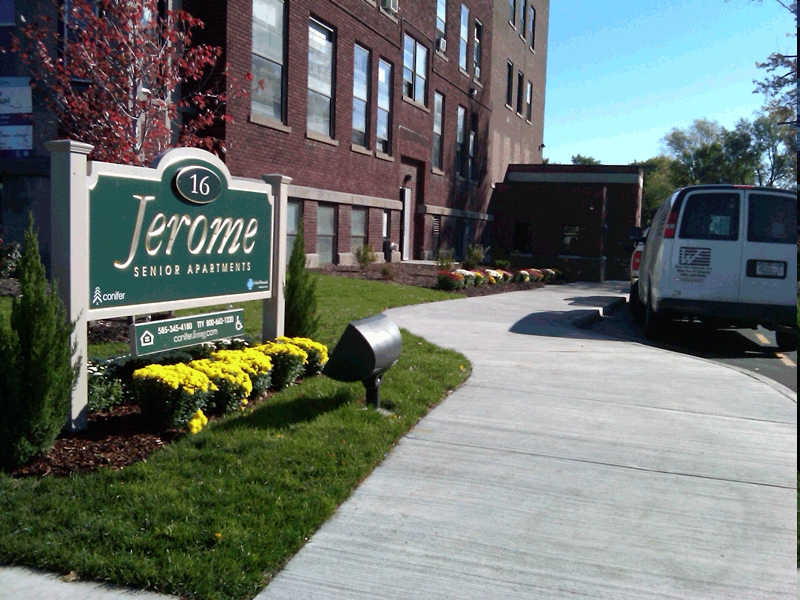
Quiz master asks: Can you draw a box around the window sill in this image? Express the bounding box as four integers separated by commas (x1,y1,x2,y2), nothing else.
362,0,376,5
379,7,398,22
516,111,524,118
459,67,470,78
401,95,430,113
435,50,448,62
306,131,339,146
509,22,516,30
455,174,466,182
505,103,514,111
351,144,373,156
530,47,536,54
520,33,527,43
431,167,445,177
375,151,395,162
472,78,483,88
250,113,292,133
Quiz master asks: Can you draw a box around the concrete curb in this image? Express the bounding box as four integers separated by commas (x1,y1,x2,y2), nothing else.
570,296,627,329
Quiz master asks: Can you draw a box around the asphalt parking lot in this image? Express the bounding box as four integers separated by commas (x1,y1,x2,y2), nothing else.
586,301,797,393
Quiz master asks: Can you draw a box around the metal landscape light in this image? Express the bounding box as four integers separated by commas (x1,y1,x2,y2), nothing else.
322,314,402,408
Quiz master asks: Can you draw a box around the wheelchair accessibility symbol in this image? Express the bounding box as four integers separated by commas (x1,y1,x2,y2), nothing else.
235,316,244,331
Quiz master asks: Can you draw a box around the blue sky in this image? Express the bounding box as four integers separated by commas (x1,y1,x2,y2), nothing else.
542,0,795,165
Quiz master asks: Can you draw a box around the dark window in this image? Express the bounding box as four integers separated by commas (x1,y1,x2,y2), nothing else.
403,34,428,105
516,71,524,114
352,44,370,147
252,0,285,122
561,225,580,255
286,199,302,265
432,92,444,170
679,192,740,241
307,19,335,137
436,0,446,42
317,204,336,264
351,207,367,252
456,106,466,176
468,114,478,181
747,193,796,244
473,21,483,78
529,6,536,49
525,80,532,121
506,61,514,106
514,223,532,253
519,0,526,34
509,0,516,25
459,5,469,71
377,59,392,153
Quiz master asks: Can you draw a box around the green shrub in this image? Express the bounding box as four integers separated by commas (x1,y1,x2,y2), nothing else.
381,264,395,280
131,363,214,429
436,248,455,271
87,361,124,413
354,244,377,271
494,259,511,271
284,222,320,338
104,349,194,404
462,244,488,270
0,217,78,470
0,238,21,278
436,270,464,291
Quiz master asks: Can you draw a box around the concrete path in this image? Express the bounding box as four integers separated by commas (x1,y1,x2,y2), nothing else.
2,282,796,599
256,282,796,599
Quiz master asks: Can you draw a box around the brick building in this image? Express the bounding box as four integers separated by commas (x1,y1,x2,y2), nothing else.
490,164,643,281
1,0,550,266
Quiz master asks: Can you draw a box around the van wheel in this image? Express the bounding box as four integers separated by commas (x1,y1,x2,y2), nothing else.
644,290,664,340
775,331,797,352
629,283,645,325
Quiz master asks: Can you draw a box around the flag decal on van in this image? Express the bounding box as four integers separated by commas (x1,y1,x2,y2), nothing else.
676,247,712,280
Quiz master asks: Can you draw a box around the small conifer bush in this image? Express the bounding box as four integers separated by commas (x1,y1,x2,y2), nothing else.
354,243,377,271
284,222,320,338
0,216,78,470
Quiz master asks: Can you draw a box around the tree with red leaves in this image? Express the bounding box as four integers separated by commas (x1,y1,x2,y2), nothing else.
11,0,246,166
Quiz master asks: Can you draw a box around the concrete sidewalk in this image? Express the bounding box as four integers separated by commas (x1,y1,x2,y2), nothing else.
256,282,796,599
2,282,796,599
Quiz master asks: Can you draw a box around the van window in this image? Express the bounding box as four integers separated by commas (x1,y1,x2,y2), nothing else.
679,192,739,241
747,193,796,244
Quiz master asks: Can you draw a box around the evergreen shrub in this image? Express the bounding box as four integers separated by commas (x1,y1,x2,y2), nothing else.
284,222,320,338
354,243,377,271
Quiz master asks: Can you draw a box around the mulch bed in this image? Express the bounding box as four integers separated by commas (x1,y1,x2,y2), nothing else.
2,262,547,478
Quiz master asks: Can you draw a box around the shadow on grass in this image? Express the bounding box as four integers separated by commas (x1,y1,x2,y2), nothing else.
219,388,356,433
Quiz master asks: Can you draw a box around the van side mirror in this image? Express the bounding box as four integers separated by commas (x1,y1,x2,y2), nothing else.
628,226,644,242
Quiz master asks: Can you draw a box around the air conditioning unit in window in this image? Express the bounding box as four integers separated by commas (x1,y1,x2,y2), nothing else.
436,37,447,53
381,0,399,14
474,65,481,79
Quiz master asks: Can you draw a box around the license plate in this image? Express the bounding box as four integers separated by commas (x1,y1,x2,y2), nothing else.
755,261,785,277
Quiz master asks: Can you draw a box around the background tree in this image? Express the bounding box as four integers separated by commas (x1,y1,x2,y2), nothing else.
570,154,602,165
630,155,679,224
750,107,796,187
11,0,245,165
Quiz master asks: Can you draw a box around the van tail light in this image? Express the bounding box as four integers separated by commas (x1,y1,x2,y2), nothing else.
664,209,679,238
631,250,642,271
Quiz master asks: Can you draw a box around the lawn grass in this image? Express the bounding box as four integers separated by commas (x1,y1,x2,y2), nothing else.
0,275,470,599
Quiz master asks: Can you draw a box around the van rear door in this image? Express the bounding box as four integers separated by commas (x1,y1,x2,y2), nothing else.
669,189,743,302
738,190,797,305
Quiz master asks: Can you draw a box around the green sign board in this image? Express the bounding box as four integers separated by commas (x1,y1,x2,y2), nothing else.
129,309,245,357
88,151,272,312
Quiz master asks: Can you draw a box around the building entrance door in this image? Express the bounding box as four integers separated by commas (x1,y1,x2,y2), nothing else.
399,157,424,259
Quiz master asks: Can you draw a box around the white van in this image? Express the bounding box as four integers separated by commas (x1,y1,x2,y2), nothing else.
632,184,797,350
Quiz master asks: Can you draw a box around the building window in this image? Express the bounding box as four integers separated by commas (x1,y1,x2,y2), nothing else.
252,0,285,122
286,199,302,265
519,0,526,35
562,225,580,255
351,207,367,252
317,204,336,265
506,61,514,106
436,0,446,45
516,71,524,114
529,6,536,49
526,80,532,121
307,18,335,138
514,223,532,253
432,92,444,170
382,210,390,239
456,105,466,176
459,5,469,71
473,21,483,78
468,114,478,181
509,0,516,25
377,59,392,154
352,44,370,147
403,34,428,105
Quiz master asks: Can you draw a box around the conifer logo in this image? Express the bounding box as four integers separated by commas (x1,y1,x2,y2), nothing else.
92,287,103,305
